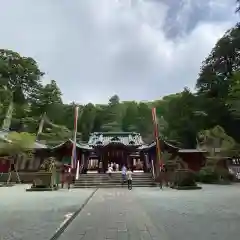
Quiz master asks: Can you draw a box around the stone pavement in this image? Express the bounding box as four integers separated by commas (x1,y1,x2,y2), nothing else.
1,184,240,240
58,188,164,240
58,184,240,240
0,185,95,240
134,184,240,240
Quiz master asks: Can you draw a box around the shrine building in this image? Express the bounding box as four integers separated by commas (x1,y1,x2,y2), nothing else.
1,130,231,176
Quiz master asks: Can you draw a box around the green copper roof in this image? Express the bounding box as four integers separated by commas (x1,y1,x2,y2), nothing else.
51,139,92,150
88,132,144,146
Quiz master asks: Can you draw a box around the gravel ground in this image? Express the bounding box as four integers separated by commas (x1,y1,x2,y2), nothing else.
1,184,240,240
0,185,95,240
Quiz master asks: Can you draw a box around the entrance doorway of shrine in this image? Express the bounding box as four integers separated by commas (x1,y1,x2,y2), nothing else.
102,147,128,171
95,143,136,172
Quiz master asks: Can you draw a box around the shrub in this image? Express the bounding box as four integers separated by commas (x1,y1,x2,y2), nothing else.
198,167,234,183
198,167,218,183
174,169,197,187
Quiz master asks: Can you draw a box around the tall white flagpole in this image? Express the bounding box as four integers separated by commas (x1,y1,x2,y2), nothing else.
76,160,80,180
71,106,79,169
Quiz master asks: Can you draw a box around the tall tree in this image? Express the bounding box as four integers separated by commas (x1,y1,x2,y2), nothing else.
237,0,240,12
162,89,202,148
0,49,44,104
101,95,123,132
92,105,106,132
226,71,240,118
196,25,240,98
79,103,96,141
136,102,152,143
31,80,62,116
196,25,240,142
121,101,139,132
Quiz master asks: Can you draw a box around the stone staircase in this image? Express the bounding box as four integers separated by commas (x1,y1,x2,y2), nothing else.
74,172,156,188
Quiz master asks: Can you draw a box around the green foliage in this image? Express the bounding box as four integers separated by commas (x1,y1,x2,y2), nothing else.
0,49,44,104
198,125,235,176
236,0,240,12
227,72,240,118
198,125,235,152
101,95,123,132
161,151,172,165
197,166,233,183
198,167,219,183
0,132,36,156
174,170,197,187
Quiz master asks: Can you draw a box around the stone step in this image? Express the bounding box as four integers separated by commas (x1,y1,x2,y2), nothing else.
77,176,153,179
78,173,152,176
74,181,155,186
74,185,156,188
75,177,154,180
75,178,154,181
75,179,154,182
75,178,154,182
73,173,155,188
77,175,153,179
75,182,154,186
75,177,153,181
73,184,157,188
74,184,156,188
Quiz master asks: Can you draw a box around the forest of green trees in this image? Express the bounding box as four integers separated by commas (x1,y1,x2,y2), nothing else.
0,4,240,148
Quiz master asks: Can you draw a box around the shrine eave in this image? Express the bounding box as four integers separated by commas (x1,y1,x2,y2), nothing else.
178,149,206,153
51,139,92,151
33,141,48,149
138,138,180,152
91,141,141,148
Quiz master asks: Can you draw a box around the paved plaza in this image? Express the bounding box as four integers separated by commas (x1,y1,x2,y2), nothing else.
0,184,240,240
0,185,95,240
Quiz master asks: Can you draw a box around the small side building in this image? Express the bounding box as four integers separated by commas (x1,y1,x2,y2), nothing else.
139,138,206,173
51,139,92,169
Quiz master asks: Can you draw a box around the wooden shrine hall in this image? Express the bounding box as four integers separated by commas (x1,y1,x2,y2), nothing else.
51,132,147,173
45,132,211,174
0,130,217,175
88,132,146,172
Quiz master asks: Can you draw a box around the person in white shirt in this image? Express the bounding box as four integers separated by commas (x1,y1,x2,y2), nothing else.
121,165,127,185
116,163,119,172
108,165,113,177
126,168,133,190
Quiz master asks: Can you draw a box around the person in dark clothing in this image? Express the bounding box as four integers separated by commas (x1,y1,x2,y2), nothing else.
67,167,72,190
113,162,116,171
126,168,133,190
61,165,66,188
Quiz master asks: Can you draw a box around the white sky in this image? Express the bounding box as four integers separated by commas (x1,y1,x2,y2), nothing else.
0,0,238,103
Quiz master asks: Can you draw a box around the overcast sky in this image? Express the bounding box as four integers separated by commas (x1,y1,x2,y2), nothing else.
0,0,238,104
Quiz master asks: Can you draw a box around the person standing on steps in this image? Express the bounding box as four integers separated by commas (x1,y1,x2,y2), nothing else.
67,167,72,190
60,164,66,189
126,168,133,190
116,163,119,172
108,164,113,178
121,164,127,186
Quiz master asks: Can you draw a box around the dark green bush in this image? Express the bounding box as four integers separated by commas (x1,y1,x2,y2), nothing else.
198,167,219,183
198,167,235,183
227,172,236,182
174,170,197,187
